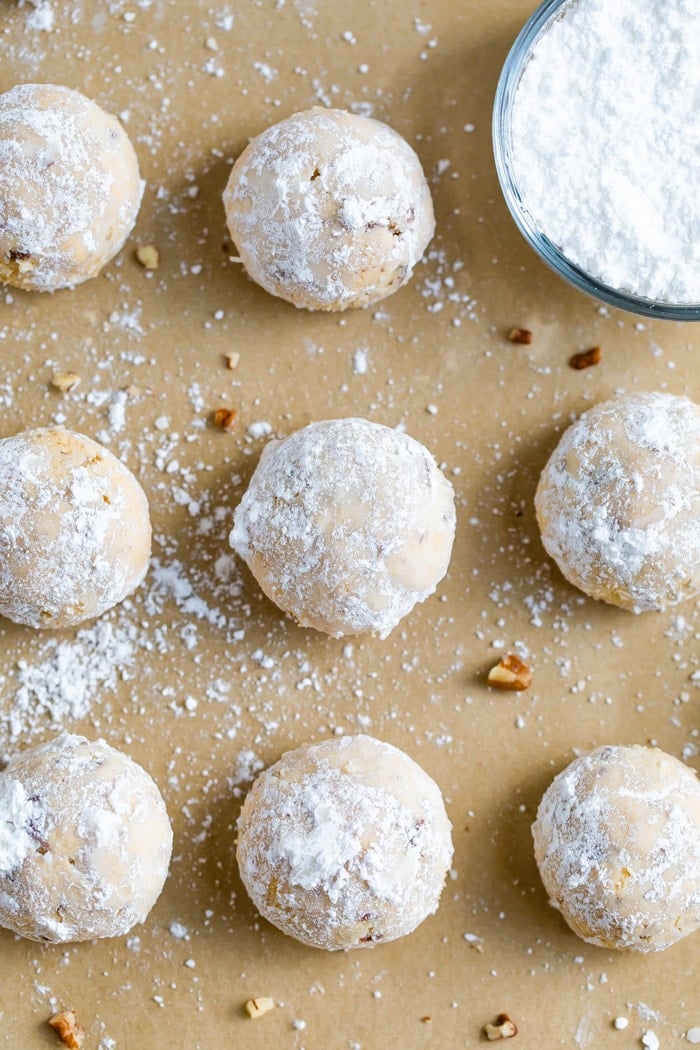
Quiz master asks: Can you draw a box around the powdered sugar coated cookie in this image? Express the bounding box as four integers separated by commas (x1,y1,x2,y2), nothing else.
535,392,700,611
0,426,151,628
532,744,700,951
230,418,455,638
236,735,453,950
0,83,143,291
223,107,434,310
0,733,172,942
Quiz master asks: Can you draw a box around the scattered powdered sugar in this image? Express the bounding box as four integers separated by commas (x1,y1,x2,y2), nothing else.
146,557,236,632
510,0,700,303
351,347,368,374
168,920,189,941
230,748,264,788
246,420,272,440
3,620,136,748
252,60,277,83
20,0,55,32
635,1004,665,1025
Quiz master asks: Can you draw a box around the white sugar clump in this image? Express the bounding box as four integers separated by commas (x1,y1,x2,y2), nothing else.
0,83,144,291
0,426,151,629
230,417,455,638
535,392,700,611
236,735,453,950
223,106,434,311
0,733,172,942
533,745,700,952
510,0,700,304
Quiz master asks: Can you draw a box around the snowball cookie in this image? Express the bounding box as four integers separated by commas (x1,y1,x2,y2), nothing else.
0,425,151,629
0,733,173,942
236,735,453,950
0,83,144,291
230,418,456,638
532,745,700,952
223,106,435,310
535,391,700,611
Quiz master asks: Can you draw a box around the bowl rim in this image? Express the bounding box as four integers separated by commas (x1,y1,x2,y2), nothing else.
492,0,700,322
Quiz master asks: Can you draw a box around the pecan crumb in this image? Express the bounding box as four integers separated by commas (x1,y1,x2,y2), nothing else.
211,407,237,432
135,244,160,270
225,352,241,370
507,327,533,345
47,1010,85,1049
569,345,601,370
421,1016,432,1024
50,372,80,393
245,997,275,1019
8,248,36,273
487,654,532,691
122,383,153,398
484,1014,518,1040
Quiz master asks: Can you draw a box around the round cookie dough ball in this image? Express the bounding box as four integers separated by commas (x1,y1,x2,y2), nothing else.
236,735,453,950
535,392,700,611
0,733,173,942
0,83,144,291
532,745,700,952
223,106,435,311
0,425,151,629
230,418,455,638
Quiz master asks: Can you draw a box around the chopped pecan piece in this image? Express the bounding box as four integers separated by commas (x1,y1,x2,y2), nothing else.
135,244,160,269
50,372,80,393
569,346,601,370
487,654,532,691
484,1014,518,1040
245,997,275,1019
47,1010,85,1049
211,407,237,432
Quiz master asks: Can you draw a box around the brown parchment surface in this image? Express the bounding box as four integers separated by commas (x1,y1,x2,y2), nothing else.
0,1,698,1048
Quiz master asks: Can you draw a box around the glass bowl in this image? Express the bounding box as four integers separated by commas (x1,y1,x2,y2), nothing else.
492,0,700,322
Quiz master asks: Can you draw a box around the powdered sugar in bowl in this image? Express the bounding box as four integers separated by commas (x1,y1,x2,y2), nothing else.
492,0,700,320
